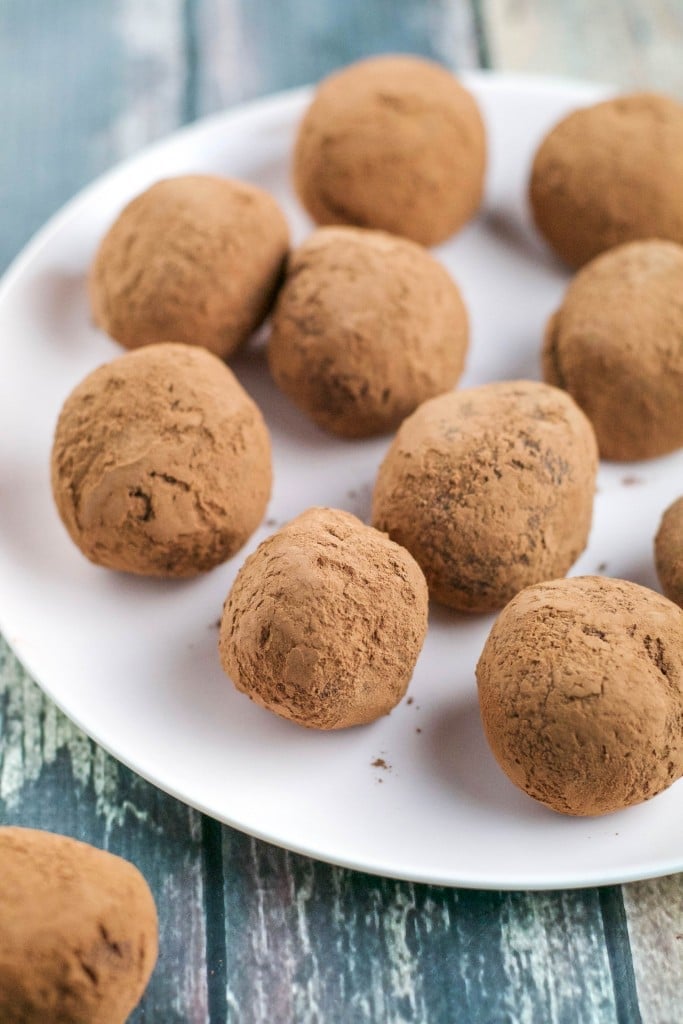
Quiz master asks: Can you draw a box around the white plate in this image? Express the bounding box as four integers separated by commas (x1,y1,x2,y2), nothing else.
1,72,681,891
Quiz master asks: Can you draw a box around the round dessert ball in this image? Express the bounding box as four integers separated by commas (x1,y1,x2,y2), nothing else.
89,174,289,358
0,827,158,1023
293,55,486,247
372,380,598,612
655,497,683,608
51,343,272,577
543,240,683,461
219,507,428,729
267,227,469,438
530,93,683,268
476,576,683,816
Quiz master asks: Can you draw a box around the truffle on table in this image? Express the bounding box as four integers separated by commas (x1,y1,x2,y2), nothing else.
476,576,683,816
219,507,428,729
529,93,683,268
89,174,289,358
0,827,157,1024
372,380,598,613
293,54,486,247
268,226,469,438
51,343,272,577
543,240,683,461
655,497,683,608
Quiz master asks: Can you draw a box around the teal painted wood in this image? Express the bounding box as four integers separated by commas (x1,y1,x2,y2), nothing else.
479,0,683,96
0,1,680,1022
0,637,210,1022
220,833,642,1023
0,0,187,274
0,3,209,1021
192,0,481,114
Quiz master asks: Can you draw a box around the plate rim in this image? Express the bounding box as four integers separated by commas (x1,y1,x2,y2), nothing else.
3,69,677,892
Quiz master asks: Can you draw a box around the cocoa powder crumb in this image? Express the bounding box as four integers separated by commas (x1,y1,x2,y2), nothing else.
372,757,391,771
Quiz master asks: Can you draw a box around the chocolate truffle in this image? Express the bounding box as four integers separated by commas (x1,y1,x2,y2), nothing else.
530,93,683,267
293,55,486,247
476,576,683,816
220,507,428,729
51,343,272,577
89,174,289,358
267,226,469,438
372,380,598,612
655,497,683,608
0,827,157,1023
543,240,683,461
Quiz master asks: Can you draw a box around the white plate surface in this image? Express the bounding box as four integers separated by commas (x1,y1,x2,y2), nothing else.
0,72,681,890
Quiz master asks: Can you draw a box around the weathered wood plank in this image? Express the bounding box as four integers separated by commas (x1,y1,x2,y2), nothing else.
622,876,683,1024
193,0,481,114
0,0,186,274
0,2,212,1020
2,3,681,1023
221,832,640,1023
0,637,210,1022
478,3,683,1017
479,0,683,96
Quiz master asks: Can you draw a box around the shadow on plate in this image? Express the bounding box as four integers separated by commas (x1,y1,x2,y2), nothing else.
27,269,100,351
419,694,551,822
481,206,563,271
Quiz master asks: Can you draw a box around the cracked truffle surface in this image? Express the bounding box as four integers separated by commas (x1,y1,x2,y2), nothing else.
543,240,683,461
51,343,272,577
530,93,683,268
476,576,683,816
656,497,683,608
0,827,157,1024
219,507,428,729
268,226,469,437
293,55,486,247
372,380,598,612
89,175,289,358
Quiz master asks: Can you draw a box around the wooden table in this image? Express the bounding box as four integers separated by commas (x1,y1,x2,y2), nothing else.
1,3,682,1021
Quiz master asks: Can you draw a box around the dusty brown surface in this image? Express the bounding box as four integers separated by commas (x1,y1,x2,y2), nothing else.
51,343,272,577
219,507,428,729
476,576,683,816
372,380,598,612
89,174,288,358
0,827,157,1024
656,497,683,608
543,240,683,461
530,93,683,268
268,226,469,437
293,54,486,247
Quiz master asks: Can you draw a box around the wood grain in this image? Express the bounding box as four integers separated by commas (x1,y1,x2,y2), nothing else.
623,876,683,1024
0,2,682,1022
192,0,481,114
0,0,187,276
480,0,683,95
219,833,643,1023
0,4,211,1020
0,637,210,1022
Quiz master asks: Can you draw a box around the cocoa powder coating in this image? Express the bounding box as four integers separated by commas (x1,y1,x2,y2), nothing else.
476,577,683,816
0,827,158,1024
656,497,683,608
543,240,683,461
89,174,289,358
51,343,272,577
372,380,598,612
219,507,428,729
293,55,486,247
267,226,469,438
530,93,683,268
